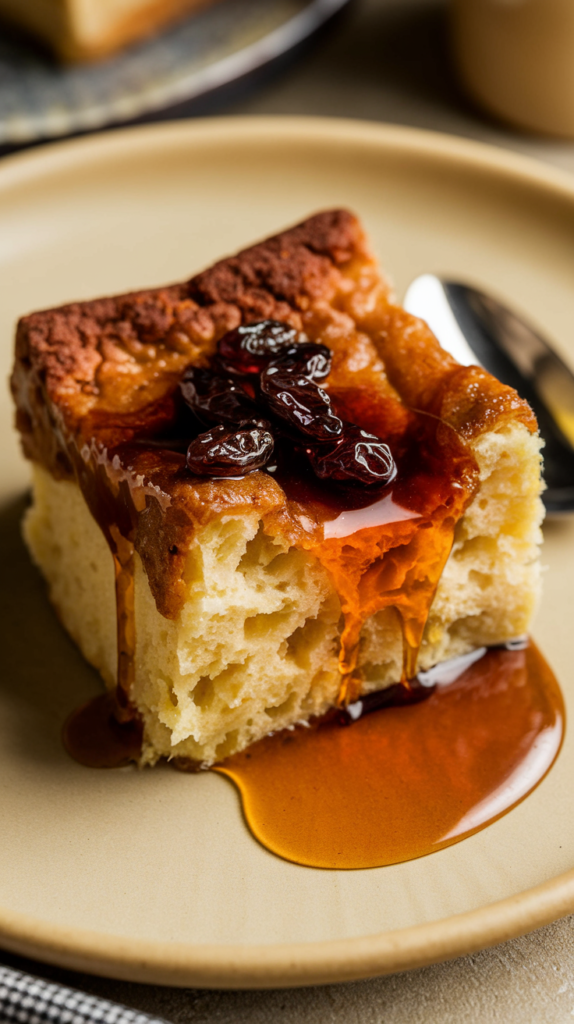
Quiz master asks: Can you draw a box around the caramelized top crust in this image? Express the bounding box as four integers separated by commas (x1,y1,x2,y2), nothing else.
12,209,368,465
11,209,537,617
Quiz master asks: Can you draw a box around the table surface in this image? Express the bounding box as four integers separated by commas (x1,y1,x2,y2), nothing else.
3,0,574,1020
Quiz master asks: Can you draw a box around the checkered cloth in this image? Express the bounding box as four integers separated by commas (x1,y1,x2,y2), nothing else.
0,967,167,1024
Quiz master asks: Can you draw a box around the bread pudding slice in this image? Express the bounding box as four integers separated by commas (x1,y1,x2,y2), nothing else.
11,210,544,767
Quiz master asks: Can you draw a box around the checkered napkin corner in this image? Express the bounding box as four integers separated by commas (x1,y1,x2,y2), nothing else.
0,967,167,1024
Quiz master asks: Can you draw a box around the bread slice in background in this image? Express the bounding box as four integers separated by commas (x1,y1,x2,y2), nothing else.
0,0,212,61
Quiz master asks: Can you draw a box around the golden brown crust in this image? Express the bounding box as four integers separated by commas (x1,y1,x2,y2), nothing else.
371,306,537,438
12,209,368,468
11,209,537,619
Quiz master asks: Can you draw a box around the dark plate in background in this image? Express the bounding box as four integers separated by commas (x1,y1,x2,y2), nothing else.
0,0,350,145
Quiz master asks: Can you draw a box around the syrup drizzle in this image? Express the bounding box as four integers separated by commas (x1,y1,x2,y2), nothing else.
274,409,479,703
215,641,564,869
63,692,142,769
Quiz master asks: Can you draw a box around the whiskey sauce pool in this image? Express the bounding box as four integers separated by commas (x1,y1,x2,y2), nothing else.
215,642,564,869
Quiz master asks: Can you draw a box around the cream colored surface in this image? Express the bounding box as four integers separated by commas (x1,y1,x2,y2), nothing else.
451,0,574,139
0,119,573,986
22,415,544,766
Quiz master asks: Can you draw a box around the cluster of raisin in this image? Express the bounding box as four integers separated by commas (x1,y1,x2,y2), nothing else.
181,320,396,487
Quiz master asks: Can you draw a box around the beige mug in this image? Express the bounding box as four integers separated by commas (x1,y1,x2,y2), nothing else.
451,0,574,138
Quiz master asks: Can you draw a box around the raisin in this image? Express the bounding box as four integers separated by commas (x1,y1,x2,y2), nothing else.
186,424,274,477
272,342,332,381
260,367,343,441
217,320,301,375
179,332,396,489
306,424,397,486
180,366,268,429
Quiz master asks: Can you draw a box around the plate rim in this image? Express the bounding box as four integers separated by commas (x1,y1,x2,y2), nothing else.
1,116,574,987
2,870,574,988
3,115,574,198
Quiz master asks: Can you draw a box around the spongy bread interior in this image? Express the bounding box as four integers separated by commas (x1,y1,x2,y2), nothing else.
23,419,544,766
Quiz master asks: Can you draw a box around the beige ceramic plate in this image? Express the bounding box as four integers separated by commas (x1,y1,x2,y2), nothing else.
1,118,574,989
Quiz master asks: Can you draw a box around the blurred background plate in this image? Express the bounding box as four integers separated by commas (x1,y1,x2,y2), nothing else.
0,0,349,145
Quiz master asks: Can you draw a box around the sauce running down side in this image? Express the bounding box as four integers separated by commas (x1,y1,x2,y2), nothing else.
215,642,564,869
274,404,478,704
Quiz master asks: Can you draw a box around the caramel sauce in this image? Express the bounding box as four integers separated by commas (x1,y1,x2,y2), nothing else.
274,404,478,702
63,692,143,769
215,643,564,869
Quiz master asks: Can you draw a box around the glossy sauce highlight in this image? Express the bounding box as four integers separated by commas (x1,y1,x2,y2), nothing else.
215,643,564,869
